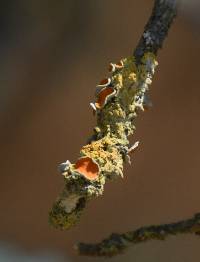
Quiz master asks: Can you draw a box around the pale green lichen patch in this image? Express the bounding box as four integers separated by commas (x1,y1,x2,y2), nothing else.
60,194,81,213
49,197,86,230
49,52,158,230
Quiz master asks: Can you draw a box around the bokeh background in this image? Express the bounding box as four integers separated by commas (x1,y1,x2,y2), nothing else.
0,0,200,261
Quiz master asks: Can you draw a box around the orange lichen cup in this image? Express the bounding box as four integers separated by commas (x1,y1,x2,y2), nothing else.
95,87,115,109
108,63,115,72
97,78,111,87
115,61,123,68
75,157,99,181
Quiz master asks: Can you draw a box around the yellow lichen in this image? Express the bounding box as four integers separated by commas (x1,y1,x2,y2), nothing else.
141,52,158,65
80,136,123,178
50,52,158,230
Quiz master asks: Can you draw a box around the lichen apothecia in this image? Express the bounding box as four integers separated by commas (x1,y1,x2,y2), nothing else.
49,52,158,230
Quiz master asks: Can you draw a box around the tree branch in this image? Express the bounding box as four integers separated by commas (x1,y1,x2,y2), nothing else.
134,0,177,62
49,1,178,255
77,213,200,257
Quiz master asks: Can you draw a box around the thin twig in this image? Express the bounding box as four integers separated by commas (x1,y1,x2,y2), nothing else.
77,213,200,257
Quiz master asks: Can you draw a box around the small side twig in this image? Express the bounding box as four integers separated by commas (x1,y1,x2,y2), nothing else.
77,213,200,257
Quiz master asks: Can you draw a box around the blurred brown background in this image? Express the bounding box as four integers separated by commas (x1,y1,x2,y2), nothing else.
0,0,200,261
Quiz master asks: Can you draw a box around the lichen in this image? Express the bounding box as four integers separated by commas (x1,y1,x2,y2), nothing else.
49,197,86,230
49,52,158,230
